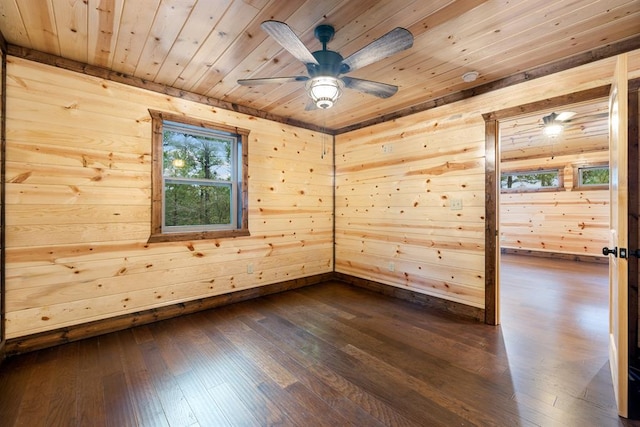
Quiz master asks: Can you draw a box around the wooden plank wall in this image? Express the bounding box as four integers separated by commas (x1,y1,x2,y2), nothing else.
335,114,487,309
3,57,334,339
500,151,609,256
335,51,640,310
4,51,640,337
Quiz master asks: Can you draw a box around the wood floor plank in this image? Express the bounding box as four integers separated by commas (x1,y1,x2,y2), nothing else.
117,328,170,427
247,306,469,426
301,286,509,377
303,361,422,427
199,310,351,426
197,320,325,426
138,340,199,426
147,319,193,377
103,371,138,427
0,255,636,426
208,311,299,389
174,313,294,426
75,337,107,427
208,308,391,426
174,370,232,427
12,346,61,425
205,382,263,426
0,352,37,425
43,342,79,426
259,290,520,424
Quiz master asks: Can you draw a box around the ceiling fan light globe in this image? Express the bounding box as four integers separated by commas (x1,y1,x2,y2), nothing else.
307,76,343,109
316,98,334,109
543,123,563,138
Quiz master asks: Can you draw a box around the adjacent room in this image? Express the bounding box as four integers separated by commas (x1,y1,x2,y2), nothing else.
0,0,639,425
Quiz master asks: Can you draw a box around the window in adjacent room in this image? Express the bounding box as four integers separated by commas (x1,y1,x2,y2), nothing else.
149,110,249,243
500,169,562,192
575,164,609,190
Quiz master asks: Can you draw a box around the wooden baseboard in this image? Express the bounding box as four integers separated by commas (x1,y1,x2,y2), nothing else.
500,248,608,264
4,273,332,356
333,272,485,323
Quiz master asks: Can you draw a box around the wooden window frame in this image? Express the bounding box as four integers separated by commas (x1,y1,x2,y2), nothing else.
572,162,610,190
148,110,249,243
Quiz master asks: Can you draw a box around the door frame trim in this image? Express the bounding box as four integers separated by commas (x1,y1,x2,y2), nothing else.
628,80,640,367
0,41,6,361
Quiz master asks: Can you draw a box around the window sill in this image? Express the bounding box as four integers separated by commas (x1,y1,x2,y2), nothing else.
573,185,609,191
500,187,566,194
148,228,250,243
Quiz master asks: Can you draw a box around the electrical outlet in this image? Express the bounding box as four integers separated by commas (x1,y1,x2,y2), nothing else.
382,144,393,153
247,263,254,274
450,199,463,210
388,262,395,272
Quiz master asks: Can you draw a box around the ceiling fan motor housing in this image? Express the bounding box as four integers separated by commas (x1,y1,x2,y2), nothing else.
315,25,335,46
308,50,344,77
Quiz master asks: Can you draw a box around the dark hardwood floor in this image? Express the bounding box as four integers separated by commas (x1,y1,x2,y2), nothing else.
1,254,639,426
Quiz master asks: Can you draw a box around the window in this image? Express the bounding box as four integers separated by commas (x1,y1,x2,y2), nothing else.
500,169,562,192
574,164,609,190
149,110,249,242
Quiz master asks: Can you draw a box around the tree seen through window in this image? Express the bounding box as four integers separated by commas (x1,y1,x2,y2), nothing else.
501,170,560,190
162,122,238,230
579,166,609,186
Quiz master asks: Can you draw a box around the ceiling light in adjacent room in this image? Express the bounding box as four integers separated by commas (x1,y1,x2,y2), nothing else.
542,112,563,138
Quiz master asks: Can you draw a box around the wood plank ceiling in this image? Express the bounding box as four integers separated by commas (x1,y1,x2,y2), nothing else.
500,98,609,162
0,0,638,133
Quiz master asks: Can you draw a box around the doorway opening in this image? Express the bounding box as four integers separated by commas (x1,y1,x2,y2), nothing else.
497,95,611,326
483,86,611,325
484,80,640,418
496,96,613,413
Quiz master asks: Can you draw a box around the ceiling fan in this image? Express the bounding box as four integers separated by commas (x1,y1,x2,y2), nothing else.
542,111,576,137
237,21,414,110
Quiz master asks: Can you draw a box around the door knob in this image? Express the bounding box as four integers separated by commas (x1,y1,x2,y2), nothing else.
602,246,618,257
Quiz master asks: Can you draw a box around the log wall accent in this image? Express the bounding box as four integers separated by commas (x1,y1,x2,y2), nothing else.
499,151,610,256
4,57,334,339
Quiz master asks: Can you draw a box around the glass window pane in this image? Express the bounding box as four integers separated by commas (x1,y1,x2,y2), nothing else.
580,167,609,186
163,129,233,181
164,182,232,227
149,110,248,241
500,171,559,189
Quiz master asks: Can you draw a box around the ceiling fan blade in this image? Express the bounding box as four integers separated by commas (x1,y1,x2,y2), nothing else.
237,76,308,86
304,98,317,111
342,77,398,98
341,27,413,73
261,20,319,65
556,111,576,121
